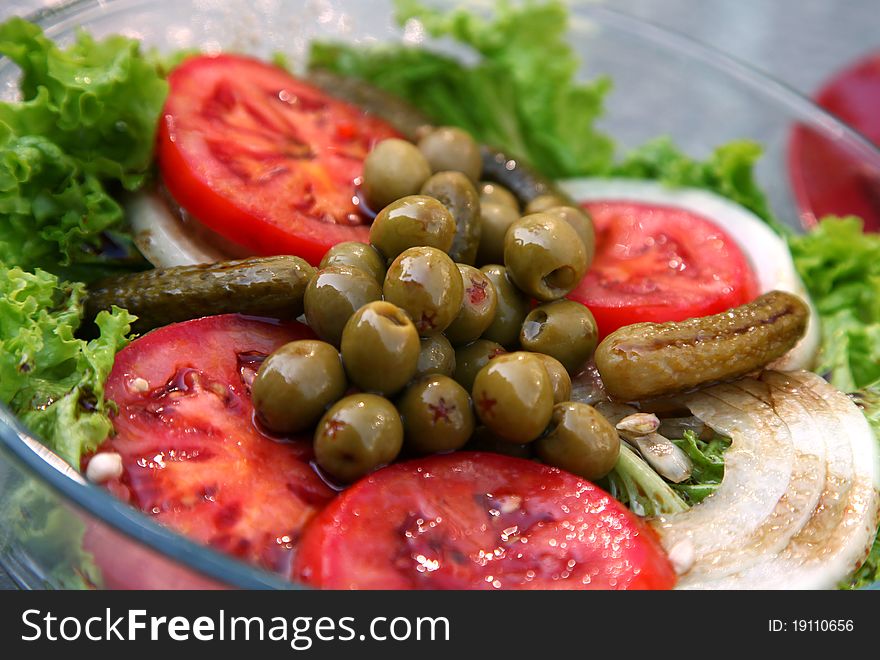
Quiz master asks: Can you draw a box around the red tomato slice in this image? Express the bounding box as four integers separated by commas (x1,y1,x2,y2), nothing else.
788,51,880,231
568,201,758,337
157,54,402,265
293,452,676,590
92,314,335,577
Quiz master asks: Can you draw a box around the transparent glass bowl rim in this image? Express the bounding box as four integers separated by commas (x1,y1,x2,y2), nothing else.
2,0,879,590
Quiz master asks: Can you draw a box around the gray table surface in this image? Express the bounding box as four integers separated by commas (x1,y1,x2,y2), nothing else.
1,0,877,590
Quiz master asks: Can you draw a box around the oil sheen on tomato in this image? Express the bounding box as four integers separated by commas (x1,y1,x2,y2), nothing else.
90,314,335,578
157,54,402,265
568,200,758,337
293,452,676,590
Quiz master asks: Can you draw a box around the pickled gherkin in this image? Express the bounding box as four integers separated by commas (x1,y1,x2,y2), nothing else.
85,256,315,333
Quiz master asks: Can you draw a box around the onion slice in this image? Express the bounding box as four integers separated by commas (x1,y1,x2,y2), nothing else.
126,190,244,267
558,178,821,371
651,370,880,590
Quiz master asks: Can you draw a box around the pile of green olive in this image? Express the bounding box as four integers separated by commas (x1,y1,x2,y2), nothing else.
251,126,620,484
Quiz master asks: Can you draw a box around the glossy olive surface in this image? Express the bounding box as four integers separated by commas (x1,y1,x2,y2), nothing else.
476,202,520,266
421,171,482,264
304,265,382,346
453,339,506,392
417,126,482,181
340,300,420,395
478,181,520,212
520,300,599,373
532,353,573,404
319,241,387,283
369,195,457,260
503,213,588,301
383,246,464,336
524,193,571,215
478,265,530,348
252,340,347,433
398,375,475,453
362,138,431,211
535,402,620,480
444,264,498,346
415,334,456,378
471,352,554,444
543,205,595,265
314,393,404,483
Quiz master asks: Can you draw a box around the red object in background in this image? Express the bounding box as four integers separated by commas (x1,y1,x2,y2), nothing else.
789,51,880,231
293,452,677,590
568,201,758,338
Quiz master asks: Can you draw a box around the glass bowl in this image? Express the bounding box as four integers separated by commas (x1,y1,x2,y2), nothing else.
2,0,879,590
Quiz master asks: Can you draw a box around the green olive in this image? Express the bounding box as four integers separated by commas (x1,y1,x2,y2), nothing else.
475,202,520,267
362,138,432,211
524,193,571,215
369,195,456,260
465,426,533,459
535,402,620,480
416,334,456,378
421,171,481,264
314,393,403,483
503,213,588,301
320,241,387,283
444,264,498,346
383,246,464,336
531,353,572,404
304,265,382,346
471,351,554,443
398,375,475,453
520,300,598,373
479,265,530,348
417,126,482,181
340,301,420,395
543,206,595,265
252,340,347,433
453,339,506,392
478,181,520,212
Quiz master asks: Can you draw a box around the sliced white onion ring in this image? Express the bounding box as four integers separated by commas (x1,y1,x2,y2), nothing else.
651,370,880,590
558,178,821,371
126,190,244,267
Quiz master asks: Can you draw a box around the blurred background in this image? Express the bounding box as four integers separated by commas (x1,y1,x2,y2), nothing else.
5,0,877,97
0,0,876,589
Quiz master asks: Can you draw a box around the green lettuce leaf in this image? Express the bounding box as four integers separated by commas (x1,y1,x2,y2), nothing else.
309,0,613,178
0,133,125,273
0,479,103,589
788,216,880,392
670,430,731,505
0,17,166,278
841,386,880,589
601,443,688,517
0,18,168,188
0,264,134,467
610,137,786,234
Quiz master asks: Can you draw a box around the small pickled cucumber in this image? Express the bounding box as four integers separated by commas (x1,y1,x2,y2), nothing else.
86,256,315,333
595,290,810,401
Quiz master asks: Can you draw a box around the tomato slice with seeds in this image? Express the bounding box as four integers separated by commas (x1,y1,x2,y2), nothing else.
568,201,758,337
157,54,402,265
293,452,676,590
92,314,335,577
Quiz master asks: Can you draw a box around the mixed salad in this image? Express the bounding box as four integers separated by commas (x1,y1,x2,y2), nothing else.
1,0,879,590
